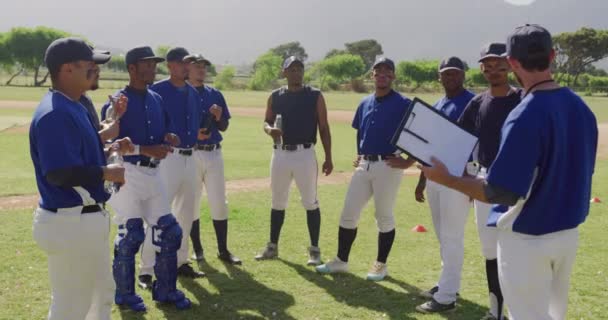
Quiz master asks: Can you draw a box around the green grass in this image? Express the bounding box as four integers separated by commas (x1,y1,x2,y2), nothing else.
1,161,607,319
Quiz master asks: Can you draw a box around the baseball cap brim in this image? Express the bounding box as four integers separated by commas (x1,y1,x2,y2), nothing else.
140,56,166,63
283,59,303,70
92,50,112,65
439,66,464,72
478,54,505,62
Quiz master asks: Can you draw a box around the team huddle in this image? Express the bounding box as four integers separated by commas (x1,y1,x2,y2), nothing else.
29,24,597,320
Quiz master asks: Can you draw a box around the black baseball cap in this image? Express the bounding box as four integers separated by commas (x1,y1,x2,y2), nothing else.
504,24,552,60
282,56,304,70
438,56,465,72
184,54,211,66
372,57,395,71
479,43,507,62
44,37,111,72
125,46,165,66
166,47,190,62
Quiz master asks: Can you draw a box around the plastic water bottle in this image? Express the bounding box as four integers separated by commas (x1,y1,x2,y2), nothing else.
274,114,283,145
104,144,124,194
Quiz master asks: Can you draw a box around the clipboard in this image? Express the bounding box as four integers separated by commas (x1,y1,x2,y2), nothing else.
391,97,478,176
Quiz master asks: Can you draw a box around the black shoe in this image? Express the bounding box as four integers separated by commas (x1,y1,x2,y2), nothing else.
177,263,206,278
416,298,456,313
138,274,153,290
218,251,242,265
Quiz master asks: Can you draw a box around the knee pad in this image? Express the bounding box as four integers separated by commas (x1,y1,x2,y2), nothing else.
152,214,183,253
115,218,145,256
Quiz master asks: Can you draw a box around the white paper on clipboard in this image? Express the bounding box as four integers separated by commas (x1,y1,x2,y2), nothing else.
392,98,478,176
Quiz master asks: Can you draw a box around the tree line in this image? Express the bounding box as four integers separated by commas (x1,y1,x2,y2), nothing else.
1,26,607,94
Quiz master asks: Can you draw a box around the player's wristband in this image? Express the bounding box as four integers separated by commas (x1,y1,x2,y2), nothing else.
125,144,140,156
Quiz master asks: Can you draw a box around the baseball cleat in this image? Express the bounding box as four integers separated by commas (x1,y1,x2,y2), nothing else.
315,257,348,274
416,298,456,313
177,263,205,278
255,243,278,260
366,261,388,281
218,251,242,265
307,246,322,266
138,274,153,290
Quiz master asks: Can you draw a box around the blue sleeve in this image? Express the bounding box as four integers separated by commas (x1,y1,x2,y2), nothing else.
35,112,85,175
487,108,542,197
218,91,231,120
352,104,362,129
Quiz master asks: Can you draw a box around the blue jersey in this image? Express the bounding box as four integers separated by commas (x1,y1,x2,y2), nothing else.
101,86,171,165
487,88,598,235
352,90,411,155
29,91,109,209
433,89,475,121
195,85,231,145
150,79,205,148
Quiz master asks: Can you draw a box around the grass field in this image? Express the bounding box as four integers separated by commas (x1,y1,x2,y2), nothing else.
0,86,607,319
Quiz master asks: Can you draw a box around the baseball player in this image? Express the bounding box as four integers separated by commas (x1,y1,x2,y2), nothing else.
185,54,242,265
456,43,522,320
414,57,475,314
316,57,415,281
139,47,207,285
101,46,192,311
255,56,333,265
30,37,127,320
422,24,598,320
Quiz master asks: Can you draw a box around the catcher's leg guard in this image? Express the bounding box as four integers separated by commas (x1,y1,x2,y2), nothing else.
113,218,147,312
151,214,191,310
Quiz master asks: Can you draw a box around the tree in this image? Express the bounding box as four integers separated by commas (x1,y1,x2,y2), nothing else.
270,41,308,61
344,39,383,70
554,27,608,86
395,60,439,90
324,48,347,59
155,45,171,59
3,26,70,86
105,55,127,72
248,51,282,90
0,32,20,85
317,54,366,91
214,65,236,90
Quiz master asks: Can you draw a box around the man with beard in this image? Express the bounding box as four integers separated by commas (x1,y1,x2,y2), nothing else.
414,57,475,314
101,46,191,311
30,37,128,320
454,42,521,320
422,24,597,319
316,57,415,281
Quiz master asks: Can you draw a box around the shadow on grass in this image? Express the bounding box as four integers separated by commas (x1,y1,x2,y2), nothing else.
281,259,487,320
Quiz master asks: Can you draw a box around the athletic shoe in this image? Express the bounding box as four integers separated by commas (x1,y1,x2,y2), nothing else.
255,242,278,260
138,274,153,290
366,261,388,281
480,312,508,320
218,251,242,265
307,246,322,266
177,263,205,278
315,257,348,274
416,298,456,313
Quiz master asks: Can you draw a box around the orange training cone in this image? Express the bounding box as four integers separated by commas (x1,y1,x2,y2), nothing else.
411,224,427,232
590,197,601,203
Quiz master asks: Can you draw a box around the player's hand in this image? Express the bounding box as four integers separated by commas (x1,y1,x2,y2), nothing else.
108,94,128,119
268,128,283,140
322,159,334,176
140,144,173,159
419,157,452,185
353,156,360,168
99,119,120,141
386,155,415,169
209,104,222,121
114,137,135,155
415,183,426,203
164,133,180,147
197,129,211,141
102,163,125,184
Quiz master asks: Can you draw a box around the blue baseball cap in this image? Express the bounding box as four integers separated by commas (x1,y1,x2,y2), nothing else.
372,57,395,71
166,47,190,62
44,37,111,72
282,56,304,70
479,43,507,62
504,24,552,60
439,56,465,72
125,46,165,66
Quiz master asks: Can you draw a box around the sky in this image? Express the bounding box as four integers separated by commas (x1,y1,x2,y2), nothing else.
0,0,606,67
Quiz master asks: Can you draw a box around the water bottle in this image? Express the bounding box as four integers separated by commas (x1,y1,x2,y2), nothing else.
104,144,124,194
274,114,283,145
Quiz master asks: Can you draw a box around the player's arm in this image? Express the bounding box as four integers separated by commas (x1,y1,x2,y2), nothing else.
316,93,333,175
215,93,230,132
415,172,426,203
263,94,282,140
